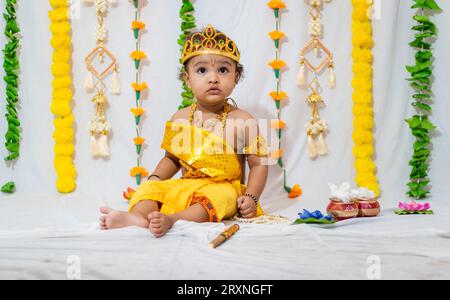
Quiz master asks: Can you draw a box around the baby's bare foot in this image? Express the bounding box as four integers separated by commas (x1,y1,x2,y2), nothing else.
148,212,175,238
99,206,148,230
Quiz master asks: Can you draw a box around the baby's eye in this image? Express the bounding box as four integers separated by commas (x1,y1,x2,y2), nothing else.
219,67,229,74
196,67,207,74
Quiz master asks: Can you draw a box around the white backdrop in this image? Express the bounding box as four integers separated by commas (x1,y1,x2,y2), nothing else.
1,0,449,217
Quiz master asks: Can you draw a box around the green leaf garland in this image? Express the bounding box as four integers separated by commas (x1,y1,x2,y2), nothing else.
405,0,442,200
178,0,196,110
2,0,21,193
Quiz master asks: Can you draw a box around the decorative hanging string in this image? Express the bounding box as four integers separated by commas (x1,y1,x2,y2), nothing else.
129,0,149,185
351,0,379,196
405,0,441,199
1,0,21,194
267,0,302,199
83,0,120,158
178,0,197,110
49,0,76,193
297,0,334,160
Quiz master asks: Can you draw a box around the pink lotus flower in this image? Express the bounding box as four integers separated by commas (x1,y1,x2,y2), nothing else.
398,201,431,211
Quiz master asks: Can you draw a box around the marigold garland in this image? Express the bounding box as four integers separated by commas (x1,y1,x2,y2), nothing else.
178,0,197,109
267,1,302,199
405,0,441,200
351,0,379,196
129,0,149,185
49,0,76,193
2,0,21,194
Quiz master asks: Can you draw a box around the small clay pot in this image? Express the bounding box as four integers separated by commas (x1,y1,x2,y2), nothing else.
354,198,380,217
326,198,359,221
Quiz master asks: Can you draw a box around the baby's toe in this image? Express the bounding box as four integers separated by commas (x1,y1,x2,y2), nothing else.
148,211,160,221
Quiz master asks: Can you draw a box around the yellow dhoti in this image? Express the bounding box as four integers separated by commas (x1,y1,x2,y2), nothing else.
128,122,264,222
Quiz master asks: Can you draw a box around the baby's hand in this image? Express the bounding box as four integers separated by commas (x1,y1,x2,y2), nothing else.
237,196,257,219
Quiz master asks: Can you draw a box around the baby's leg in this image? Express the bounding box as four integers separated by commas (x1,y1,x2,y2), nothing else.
148,203,209,238
100,200,159,230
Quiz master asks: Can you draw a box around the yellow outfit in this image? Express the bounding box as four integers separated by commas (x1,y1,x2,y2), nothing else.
128,121,264,222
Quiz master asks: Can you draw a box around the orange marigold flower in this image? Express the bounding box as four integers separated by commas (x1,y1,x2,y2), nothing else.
131,21,145,30
268,0,286,9
131,82,148,92
268,31,286,40
123,187,136,201
269,91,288,101
130,166,149,177
130,50,147,60
133,137,146,145
268,59,287,70
271,120,286,129
130,107,145,116
270,149,283,159
289,184,303,199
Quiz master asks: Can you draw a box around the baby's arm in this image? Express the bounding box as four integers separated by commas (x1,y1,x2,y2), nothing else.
237,112,269,218
146,151,181,182
146,109,189,182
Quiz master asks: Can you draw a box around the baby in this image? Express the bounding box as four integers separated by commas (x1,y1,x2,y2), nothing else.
100,25,269,237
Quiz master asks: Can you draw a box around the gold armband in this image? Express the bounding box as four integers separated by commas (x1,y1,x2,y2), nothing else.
243,136,269,157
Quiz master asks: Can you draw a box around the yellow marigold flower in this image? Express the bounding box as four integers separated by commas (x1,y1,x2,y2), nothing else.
133,137,146,145
353,144,374,159
288,184,303,199
131,82,148,92
50,0,70,8
353,130,373,145
130,107,145,116
130,50,147,60
54,114,75,129
56,177,76,194
271,120,286,129
268,31,286,40
131,21,146,30
268,0,286,9
355,158,376,172
54,144,75,156
130,167,149,177
52,76,72,89
269,91,288,101
51,100,71,117
268,59,287,70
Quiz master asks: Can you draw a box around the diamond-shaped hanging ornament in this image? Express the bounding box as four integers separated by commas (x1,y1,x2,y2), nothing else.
300,38,332,73
85,45,117,80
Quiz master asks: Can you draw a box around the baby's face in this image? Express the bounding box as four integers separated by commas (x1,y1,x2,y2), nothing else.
184,54,238,106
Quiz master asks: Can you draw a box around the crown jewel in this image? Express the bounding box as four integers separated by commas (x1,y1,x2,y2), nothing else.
181,25,240,64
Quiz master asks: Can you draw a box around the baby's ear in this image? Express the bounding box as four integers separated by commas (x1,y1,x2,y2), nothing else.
183,72,191,88
235,72,240,84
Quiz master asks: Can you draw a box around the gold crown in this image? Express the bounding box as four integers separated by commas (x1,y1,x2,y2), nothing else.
181,25,240,64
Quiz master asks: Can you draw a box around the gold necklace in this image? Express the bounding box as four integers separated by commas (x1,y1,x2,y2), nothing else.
188,102,230,129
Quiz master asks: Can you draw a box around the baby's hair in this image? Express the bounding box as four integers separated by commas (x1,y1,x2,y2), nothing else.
179,28,244,83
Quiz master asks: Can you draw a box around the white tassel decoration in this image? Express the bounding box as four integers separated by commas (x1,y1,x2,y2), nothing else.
97,134,110,157
90,135,99,157
328,66,336,89
112,70,121,95
84,71,95,92
317,132,328,156
297,62,307,88
307,135,317,159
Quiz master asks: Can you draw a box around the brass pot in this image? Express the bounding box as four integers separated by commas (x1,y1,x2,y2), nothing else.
354,198,380,217
326,198,359,221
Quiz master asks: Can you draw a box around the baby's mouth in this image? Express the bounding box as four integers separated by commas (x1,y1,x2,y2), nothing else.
207,87,222,95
